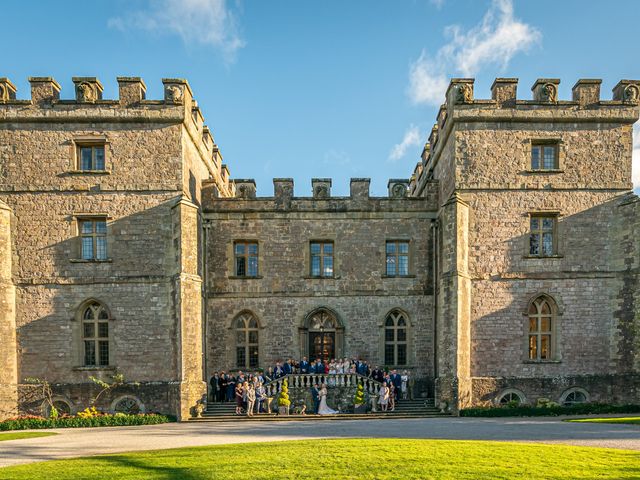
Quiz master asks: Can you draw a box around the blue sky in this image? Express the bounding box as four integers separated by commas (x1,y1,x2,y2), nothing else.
2,0,639,195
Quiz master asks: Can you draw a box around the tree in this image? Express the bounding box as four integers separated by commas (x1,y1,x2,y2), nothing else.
277,379,291,412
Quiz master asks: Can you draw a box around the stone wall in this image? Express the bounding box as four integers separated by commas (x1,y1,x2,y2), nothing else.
203,180,438,396
0,76,230,419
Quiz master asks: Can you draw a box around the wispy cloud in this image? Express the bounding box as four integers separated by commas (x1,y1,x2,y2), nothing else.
633,122,640,192
389,125,422,162
408,0,541,106
430,0,445,8
108,0,245,62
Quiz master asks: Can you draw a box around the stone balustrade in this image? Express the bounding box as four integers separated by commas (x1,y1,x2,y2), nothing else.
264,373,383,397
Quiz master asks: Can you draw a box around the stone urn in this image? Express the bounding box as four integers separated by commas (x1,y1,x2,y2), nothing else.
195,402,205,418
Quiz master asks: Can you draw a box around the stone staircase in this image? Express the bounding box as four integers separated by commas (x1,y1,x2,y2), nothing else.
192,397,447,422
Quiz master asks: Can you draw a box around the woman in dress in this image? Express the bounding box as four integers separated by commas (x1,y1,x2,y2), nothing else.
378,383,389,412
234,382,244,415
245,384,256,417
401,370,409,400
317,383,338,415
328,360,337,386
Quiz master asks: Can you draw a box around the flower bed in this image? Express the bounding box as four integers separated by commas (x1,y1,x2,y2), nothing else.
0,412,173,431
460,403,640,417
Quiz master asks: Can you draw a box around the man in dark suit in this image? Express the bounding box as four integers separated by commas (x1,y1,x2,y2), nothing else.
283,358,293,375
372,366,384,383
313,359,323,374
391,370,402,400
219,372,228,402
209,372,220,402
274,362,284,378
299,356,310,374
356,359,366,376
310,383,320,414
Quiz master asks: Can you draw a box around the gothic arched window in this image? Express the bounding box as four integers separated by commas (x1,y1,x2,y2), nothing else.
81,301,110,366
235,312,259,368
527,296,557,361
384,310,408,366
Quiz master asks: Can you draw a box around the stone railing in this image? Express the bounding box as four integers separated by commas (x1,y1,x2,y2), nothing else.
263,373,383,397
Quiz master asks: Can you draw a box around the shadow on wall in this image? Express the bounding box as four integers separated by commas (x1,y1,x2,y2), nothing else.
14,197,190,415
465,193,640,407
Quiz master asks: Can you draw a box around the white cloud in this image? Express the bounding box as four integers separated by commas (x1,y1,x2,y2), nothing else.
408,0,541,105
389,125,422,162
633,122,640,192
108,0,245,62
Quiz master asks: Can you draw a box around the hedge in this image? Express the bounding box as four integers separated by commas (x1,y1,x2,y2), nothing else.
460,403,640,417
0,413,173,431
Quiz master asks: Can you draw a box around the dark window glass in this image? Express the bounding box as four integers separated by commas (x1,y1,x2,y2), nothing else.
79,219,107,260
531,144,558,170
386,241,410,276
82,302,110,366
528,297,554,361
78,145,106,171
234,242,258,277
529,216,556,257
384,311,409,366
84,340,96,366
310,242,334,277
235,312,259,368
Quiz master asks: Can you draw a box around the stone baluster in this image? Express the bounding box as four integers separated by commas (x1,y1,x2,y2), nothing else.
346,375,352,387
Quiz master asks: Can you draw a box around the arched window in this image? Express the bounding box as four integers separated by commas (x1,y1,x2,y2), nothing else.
111,395,145,414
528,295,556,361
560,388,589,406
81,301,110,366
497,389,526,406
384,310,408,366
235,312,259,368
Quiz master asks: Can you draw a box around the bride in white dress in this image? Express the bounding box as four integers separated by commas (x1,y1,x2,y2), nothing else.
317,383,338,415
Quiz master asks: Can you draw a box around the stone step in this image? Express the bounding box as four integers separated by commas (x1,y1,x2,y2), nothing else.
191,412,450,422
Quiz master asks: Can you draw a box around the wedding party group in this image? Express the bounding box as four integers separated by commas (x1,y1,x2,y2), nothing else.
209,357,413,416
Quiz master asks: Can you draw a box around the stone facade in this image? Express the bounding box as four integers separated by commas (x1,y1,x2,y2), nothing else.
0,74,638,419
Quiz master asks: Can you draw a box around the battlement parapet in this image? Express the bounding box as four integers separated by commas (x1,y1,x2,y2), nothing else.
203,177,439,213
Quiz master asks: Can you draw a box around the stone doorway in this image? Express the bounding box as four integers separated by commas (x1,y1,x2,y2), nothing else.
299,307,344,360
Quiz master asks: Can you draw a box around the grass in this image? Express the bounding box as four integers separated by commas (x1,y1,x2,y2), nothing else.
0,431,57,442
1,439,638,479
568,417,640,425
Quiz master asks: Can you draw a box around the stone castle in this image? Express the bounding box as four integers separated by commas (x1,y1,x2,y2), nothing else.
0,75,638,420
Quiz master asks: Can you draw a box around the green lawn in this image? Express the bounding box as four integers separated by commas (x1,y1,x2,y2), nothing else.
1,439,638,479
0,431,57,442
568,417,640,425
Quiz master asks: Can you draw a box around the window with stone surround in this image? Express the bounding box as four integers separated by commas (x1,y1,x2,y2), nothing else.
76,143,106,171
386,240,409,276
527,296,556,361
79,218,108,261
528,214,557,257
560,388,589,406
310,241,334,277
234,241,258,277
81,301,110,367
384,310,408,366
531,142,559,170
235,311,259,368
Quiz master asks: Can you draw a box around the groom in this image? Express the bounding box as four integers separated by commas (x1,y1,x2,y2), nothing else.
310,383,320,414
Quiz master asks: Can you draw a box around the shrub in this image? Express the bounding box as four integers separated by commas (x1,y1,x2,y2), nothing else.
0,413,173,431
277,380,291,408
354,383,365,406
460,403,640,418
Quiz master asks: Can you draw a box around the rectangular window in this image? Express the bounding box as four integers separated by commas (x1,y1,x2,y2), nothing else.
531,143,558,170
77,145,106,171
529,215,556,257
386,241,410,276
234,241,259,277
310,241,334,277
79,218,107,260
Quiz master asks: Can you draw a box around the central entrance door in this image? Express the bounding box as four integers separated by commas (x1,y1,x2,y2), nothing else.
309,331,335,362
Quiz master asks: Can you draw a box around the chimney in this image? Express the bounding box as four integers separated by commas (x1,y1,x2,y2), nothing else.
117,77,146,105
29,77,61,105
